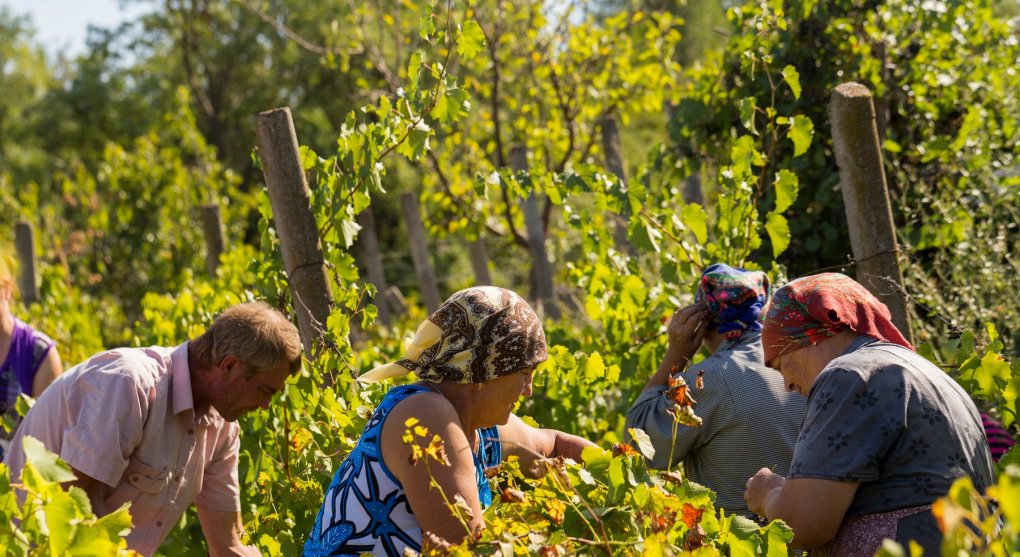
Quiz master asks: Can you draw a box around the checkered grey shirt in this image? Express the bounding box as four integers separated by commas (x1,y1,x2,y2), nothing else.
626,330,806,517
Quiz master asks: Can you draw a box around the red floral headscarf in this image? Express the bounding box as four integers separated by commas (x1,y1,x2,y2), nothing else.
761,273,913,365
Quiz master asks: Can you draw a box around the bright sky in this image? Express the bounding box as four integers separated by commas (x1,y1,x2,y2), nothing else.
2,0,147,57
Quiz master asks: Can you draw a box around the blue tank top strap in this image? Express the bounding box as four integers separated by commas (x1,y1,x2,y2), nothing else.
475,426,501,508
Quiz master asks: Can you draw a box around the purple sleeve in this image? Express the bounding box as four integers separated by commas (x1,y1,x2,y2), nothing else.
10,320,53,394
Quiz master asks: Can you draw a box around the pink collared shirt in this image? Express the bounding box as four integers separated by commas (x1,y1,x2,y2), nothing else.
4,343,241,556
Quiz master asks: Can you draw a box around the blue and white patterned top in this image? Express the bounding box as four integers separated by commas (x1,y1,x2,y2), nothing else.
304,384,502,556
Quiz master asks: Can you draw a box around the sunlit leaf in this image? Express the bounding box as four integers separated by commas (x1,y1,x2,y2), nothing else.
765,213,790,257
773,170,798,213
456,19,486,60
788,115,814,157
781,65,802,100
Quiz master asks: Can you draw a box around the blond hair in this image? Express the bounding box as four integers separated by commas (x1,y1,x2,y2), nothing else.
190,301,302,377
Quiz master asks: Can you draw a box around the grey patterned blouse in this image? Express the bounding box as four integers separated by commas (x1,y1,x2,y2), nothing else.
790,336,994,552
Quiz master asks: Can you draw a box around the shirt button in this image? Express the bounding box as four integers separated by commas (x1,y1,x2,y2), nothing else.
156,521,163,527
187,429,195,435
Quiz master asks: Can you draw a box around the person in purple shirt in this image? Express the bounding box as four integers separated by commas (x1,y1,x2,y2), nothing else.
0,247,62,460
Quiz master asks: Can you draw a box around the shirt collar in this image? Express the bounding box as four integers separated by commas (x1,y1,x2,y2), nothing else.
171,342,224,426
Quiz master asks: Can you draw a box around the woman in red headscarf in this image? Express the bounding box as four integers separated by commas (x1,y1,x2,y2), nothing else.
743,273,993,556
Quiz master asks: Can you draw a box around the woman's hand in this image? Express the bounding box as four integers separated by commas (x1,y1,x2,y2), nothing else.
744,467,785,517
665,304,708,367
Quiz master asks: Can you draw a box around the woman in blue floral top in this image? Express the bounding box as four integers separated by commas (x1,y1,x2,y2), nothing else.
304,287,594,556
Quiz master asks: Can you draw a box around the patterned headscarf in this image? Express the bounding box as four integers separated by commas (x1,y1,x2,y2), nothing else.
761,273,913,365
357,287,548,384
694,263,770,340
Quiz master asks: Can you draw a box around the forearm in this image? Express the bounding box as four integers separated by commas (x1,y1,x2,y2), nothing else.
747,476,854,550
644,347,689,390
198,507,262,557
551,430,595,462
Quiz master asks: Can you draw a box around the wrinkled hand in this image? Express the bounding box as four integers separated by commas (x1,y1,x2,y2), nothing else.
665,304,708,367
744,467,785,517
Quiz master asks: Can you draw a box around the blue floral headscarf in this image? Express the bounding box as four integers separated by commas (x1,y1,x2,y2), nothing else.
694,263,770,340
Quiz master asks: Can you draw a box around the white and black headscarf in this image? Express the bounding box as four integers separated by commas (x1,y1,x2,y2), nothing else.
358,287,548,384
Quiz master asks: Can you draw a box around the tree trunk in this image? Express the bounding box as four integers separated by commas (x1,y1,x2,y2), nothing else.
468,239,492,286
511,145,560,319
400,192,443,313
200,204,227,277
357,207,393,325
599,114,633,253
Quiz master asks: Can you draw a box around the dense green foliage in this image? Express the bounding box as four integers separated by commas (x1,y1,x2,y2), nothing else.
2,0,1019,555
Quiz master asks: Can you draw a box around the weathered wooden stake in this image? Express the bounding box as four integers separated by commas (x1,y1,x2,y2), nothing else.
830,82,912,342
256,107,334,357
511,145,560,319
14,221,38,303
200,204,227,277
357,207,393,325
599,114,633,253
468,239,492,286
400,192,442,313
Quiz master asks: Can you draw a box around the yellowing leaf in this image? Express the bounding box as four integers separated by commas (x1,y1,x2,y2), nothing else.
584,352,606,381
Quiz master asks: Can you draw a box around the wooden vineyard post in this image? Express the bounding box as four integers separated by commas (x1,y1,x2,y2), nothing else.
400,192,442,313
256,107,334,358
356,207,393,326
511,145,560,320
599,114,633,253
830,82,913,343
14,221,38,303
200,204,227,277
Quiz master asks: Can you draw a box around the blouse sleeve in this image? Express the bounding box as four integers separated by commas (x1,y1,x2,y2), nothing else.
788,368,902,482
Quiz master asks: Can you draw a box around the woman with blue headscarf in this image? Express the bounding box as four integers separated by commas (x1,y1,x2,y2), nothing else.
625,263,806,518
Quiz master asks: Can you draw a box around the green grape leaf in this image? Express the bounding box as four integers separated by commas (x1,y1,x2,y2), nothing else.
260,534,282,556
788,115,814,157
1002,376,1019,428
46,488,78,554
739,97,758,135
765,213,791,257
781,65,802,100
22,436,76,484
90,503,134,539
682,203,708,245
973,352,1011,396
608,457,625,490
456,20,486,60
773,170,799,213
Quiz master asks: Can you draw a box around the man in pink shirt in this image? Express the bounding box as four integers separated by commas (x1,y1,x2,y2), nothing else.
3,301,302,556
